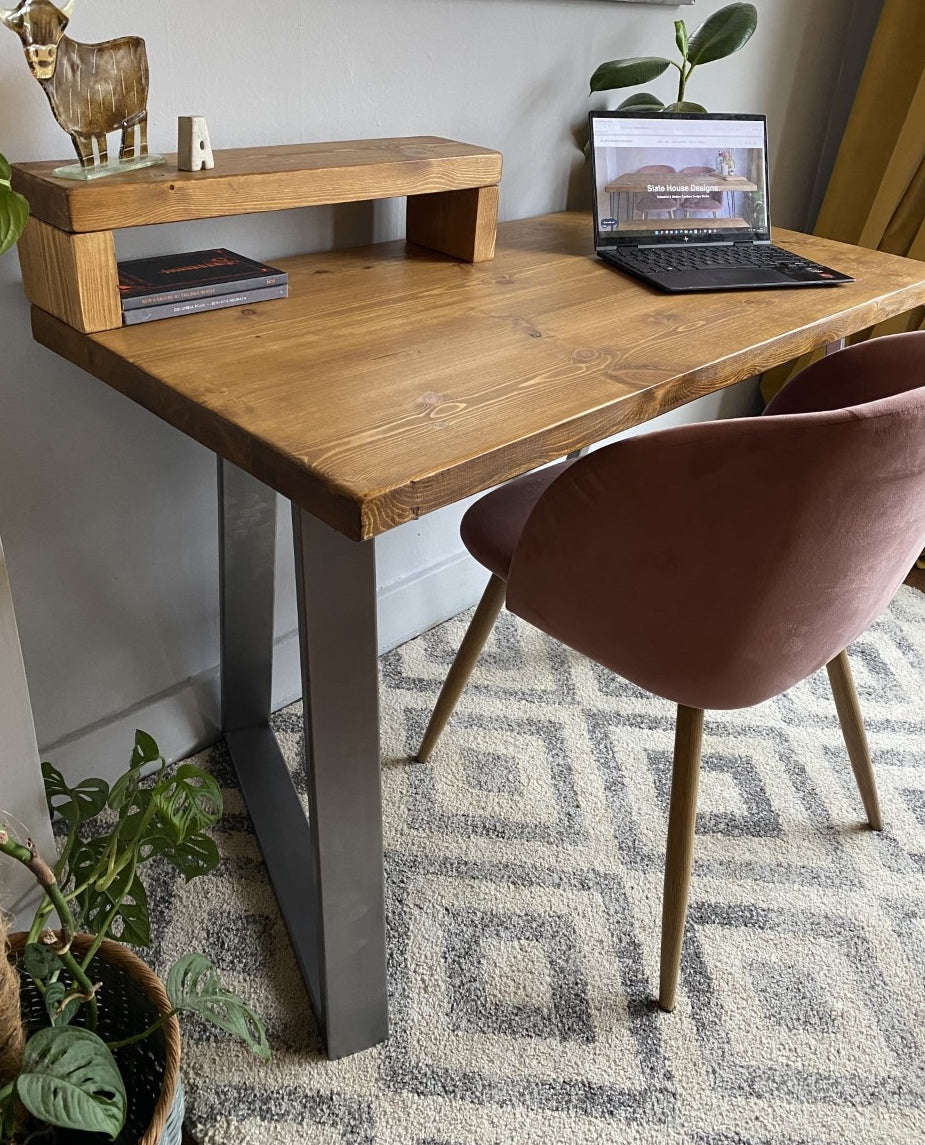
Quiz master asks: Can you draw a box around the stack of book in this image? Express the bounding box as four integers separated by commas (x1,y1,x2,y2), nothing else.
118,247,289,325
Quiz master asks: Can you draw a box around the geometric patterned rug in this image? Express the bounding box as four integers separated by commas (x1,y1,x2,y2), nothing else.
148,585,925,1145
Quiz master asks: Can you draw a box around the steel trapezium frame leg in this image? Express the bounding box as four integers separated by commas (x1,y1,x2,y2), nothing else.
218,458,388,1058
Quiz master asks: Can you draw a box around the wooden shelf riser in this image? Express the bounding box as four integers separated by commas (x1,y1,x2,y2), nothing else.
12,138,503,233
407,185,499,262
17,218,121,334
13,137,502,334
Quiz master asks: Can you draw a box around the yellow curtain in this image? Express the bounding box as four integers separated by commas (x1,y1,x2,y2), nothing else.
760,0,925,402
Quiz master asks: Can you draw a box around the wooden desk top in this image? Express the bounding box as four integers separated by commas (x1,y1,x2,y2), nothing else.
13,137,503,232
30,211,925,541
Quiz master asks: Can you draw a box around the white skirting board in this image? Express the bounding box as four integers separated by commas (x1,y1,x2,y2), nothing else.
37,547,486,787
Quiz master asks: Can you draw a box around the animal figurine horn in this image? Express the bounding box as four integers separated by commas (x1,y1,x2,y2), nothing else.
0,0,149,169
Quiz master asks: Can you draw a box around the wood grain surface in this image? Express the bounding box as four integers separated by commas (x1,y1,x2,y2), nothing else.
12,137,503,232
17,217,121,332
30,211,925,541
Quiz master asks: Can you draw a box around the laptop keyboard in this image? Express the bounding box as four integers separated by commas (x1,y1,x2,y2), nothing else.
615,243,812,273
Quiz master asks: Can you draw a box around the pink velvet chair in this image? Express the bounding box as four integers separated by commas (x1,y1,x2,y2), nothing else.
416,331,925,1012
678,165,725,217
632,164,683,219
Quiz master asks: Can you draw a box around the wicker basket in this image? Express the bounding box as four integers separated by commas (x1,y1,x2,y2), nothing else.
8,932,182,1145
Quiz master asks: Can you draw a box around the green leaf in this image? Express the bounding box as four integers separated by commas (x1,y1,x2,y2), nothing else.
130,729,162,769
42,762,109,829
167,954,271,1061
65,834,107,900
663,101,709,114
43,981,81,1027
16,1026,126,1138
617,93,665,111
675,19,689,61
0,183,28,259
79,867,151,947
686,3,758,67
23,941,65,982
132,823,220,881
108,729,162,812
115,791,157,851
153,764,222,844
590,56,671,93
108,760,146,813
164,832,221,882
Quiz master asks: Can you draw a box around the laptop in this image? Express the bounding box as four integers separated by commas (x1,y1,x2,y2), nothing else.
588,110,853,293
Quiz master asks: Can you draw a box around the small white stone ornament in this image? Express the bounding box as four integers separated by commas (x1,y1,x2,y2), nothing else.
177,115,215,171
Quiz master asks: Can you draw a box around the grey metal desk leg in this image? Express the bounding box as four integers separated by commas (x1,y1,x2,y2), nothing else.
218,459,388,1058
291,506,388,1059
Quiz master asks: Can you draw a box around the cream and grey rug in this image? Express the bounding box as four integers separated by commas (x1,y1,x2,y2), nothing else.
147,586,925,1144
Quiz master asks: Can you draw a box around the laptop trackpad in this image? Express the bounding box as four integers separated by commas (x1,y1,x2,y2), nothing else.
666,268,786,289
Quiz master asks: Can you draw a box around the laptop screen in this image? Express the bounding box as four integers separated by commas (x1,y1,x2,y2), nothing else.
589,111,771,248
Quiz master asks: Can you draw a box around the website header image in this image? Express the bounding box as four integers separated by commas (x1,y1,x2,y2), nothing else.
593,135,767,238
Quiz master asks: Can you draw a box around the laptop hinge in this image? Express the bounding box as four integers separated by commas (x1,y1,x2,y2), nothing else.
637,240,733,249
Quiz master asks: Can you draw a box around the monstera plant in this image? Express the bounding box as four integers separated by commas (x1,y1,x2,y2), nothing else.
590,2,759,113
0,153,28,257
0,731,269,1142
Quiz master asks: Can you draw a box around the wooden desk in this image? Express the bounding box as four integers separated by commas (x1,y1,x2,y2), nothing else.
21,205,925,1059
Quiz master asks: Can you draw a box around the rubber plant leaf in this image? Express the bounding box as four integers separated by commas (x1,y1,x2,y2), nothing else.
675,19,689,60
0,153,28,259
15,1026,126,1138
42,761,109,828
663,101,709,113
617,93,665,111
153,763,222,844
167,953,271,1061
686,2,758,67
590,56,671,93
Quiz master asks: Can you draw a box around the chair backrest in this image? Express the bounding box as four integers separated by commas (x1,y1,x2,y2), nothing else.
506,332,925,710
678,167,723,206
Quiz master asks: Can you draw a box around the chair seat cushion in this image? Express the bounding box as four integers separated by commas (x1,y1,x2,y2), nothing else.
681,197,722,210
460,460,574,580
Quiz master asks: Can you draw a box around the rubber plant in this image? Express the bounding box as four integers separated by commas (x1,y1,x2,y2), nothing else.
0,730,270,1141
0,153,28,257
590,2,759,113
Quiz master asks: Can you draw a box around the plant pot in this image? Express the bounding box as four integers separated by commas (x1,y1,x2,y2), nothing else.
8,932,183,1145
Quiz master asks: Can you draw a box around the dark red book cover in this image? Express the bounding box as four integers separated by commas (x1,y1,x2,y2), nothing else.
118,248,288,310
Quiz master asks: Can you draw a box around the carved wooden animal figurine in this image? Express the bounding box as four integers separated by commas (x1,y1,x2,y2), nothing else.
0,0,149,168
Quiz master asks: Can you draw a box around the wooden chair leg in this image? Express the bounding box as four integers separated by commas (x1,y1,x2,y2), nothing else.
415,574,506,763
826,648,883,830
659,704,704,1012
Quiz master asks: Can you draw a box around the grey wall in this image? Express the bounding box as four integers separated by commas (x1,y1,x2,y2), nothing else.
0,0,875,810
